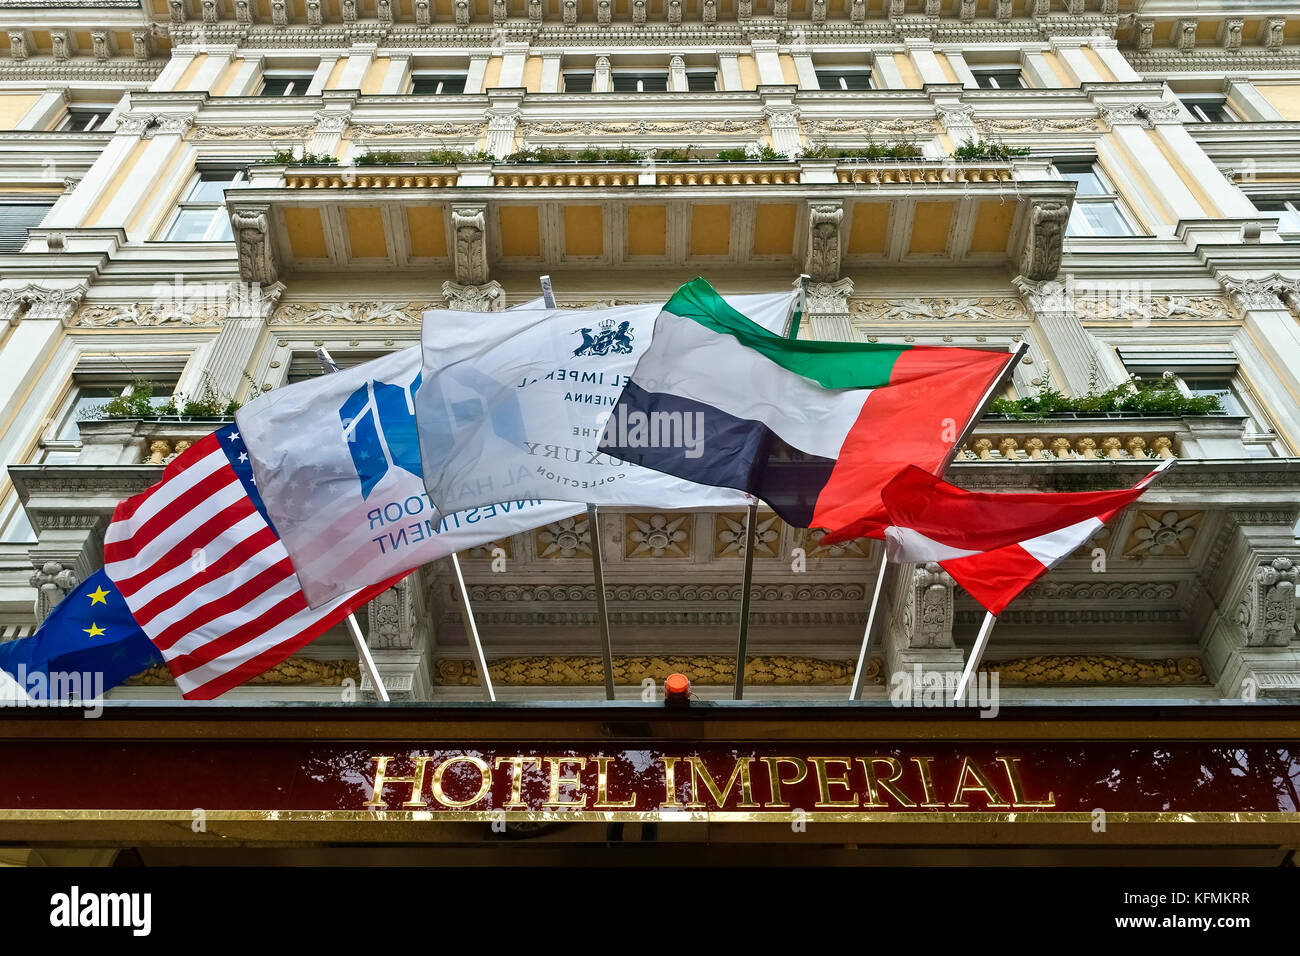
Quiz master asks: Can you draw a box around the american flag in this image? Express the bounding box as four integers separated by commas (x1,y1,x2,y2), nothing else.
103,424,398,700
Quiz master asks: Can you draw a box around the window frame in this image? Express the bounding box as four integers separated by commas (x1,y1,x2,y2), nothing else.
1051,160,1138,238
562,71,595,93
814,68,874,91
257,70,316,97
36,375,181,465
1178,94,1239,123
58,106,115,132
408,71,468,96
1250,197,1300,240
685,69,719,93
971,66,1026,90
610,71,670,93
162,167,249,242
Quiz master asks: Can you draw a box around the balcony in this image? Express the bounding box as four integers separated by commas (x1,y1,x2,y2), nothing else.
962,414,1253,463
227,157,1075,296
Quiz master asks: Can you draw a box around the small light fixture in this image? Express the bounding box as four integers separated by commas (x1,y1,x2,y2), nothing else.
665,672,690,705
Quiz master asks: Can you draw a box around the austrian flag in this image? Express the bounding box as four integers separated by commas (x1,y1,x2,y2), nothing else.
881,460,1174,616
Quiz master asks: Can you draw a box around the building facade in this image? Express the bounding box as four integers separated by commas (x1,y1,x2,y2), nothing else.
0,0,1298,864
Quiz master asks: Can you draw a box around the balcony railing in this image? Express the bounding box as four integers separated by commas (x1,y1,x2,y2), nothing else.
962,415,1250,463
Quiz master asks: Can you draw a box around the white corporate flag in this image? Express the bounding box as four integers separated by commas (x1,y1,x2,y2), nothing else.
237,346,583,607
413,290,797,515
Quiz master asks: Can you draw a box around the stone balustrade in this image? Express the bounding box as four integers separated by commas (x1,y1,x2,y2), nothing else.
74,419,231,466
962,415,1251,463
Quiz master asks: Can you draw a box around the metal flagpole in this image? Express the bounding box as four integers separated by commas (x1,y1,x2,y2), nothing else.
543,278,614,698
954,611,998,703
848,544,888,700
451,554,496,701
732,498,759,699
315,347,391,702
587,504,616,700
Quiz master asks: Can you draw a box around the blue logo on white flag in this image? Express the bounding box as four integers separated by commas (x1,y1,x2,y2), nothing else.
340,374,423,498
572,318,635,357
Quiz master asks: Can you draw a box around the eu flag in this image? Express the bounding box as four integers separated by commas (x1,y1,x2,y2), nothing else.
0,568,162,699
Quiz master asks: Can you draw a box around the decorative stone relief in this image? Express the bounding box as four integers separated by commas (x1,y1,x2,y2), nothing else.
995,0,1012,20
351,121,483,138
234,0,254,24
1137,20,1154,52
1019,200,1068,281
91,31,110,61
1237,557,1298,647
667,0,682,27
521,118,763,137
230,207,279,286
1219,273,1300,313
632,0,646,27
454,0,470,27
1123,510,1203,558
806,279,853,316
0,284,87,325
850,0,865,23
960,0,976,20
850,296,1025,322
896,563,955,649
414,0,430,27
376,0,392,23
271,0,289,27
451,204,489,286
367,581,413,650
30,562,79,623
441,281,504,313
805,201,843,283
436,655,866,687
978,115,1099,133
703,0,717,25
811,0,827,24
562,0,577,26
985,656,1207,686
597,0,612,26
1267,18,1286,49
715,512,779,558
801,117,936,136
535,515,591,558
1223,18,1244,51
271,301,435,324
75,302,225,327
189,123,315,140
50,30,69,61
798,528,872,558
625,514,691,558
129,659,360,686
168,0,187,24
8,31,27,61
528,0,544,23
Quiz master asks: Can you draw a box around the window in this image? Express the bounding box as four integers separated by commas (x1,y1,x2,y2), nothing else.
287,350,397,383
59,107,112,131
1171,374,1280,457
1251,198,1300,239
612,72,669,93
563,72,594,93
0,201,55,253
37,378,179,465
1179,95,1238,123
972,68,1025,90
1052,161,1136,237
259,73,314,97
0,501,35,544
410,73,466,95
163,169,248,242
686,70,718,92
815,69,873,91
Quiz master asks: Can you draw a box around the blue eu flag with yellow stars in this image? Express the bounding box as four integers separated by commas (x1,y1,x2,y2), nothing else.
0,568,162,699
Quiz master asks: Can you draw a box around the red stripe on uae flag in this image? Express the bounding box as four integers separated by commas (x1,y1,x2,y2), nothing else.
881,460,1173,616
102,426,400,700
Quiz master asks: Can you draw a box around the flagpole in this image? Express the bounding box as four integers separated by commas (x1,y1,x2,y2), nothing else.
732,499,759,699
317,346,391,703
587,504,616,700
848,545,888,700
450,554,496,701
344,614,390,703
954,610,998,703
945,340,1029,469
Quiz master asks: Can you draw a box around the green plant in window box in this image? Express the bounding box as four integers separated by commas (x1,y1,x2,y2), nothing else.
266,149,339,165
950,138,1031,162
988,370,1224,421
354,149,409,166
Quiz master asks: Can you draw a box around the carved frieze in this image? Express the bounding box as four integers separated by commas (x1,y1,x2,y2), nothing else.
519,118,764,137
850,296,1026,322
1123,510,1203,558
75,303,225,327
715,511,779,558
435,655,872,687
128,659,361,686
271,301,436,324
625,514,691,558
982,655,1207,686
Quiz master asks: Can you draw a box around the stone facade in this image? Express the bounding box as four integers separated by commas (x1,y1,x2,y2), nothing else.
0,0,1297,702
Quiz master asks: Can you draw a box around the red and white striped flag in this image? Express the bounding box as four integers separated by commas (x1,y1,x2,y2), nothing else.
103,424,400,699
881,460,1173,616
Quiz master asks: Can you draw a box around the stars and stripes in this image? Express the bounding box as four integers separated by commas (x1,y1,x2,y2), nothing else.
102,424,397,700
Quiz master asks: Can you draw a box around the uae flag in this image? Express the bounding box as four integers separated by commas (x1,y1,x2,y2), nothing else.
881,461,1173,615
596,278,1017,542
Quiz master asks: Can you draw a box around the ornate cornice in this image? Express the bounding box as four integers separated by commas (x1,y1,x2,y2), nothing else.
980,655,1207,686
126,659,361,686
463,581,868,604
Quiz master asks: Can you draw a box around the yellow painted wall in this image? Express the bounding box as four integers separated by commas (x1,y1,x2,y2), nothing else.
522,56,544,93
690,205,731,256
736,55,759,91
172,53,207,92
362,58,390,95
499,206,541,257
847,203,890,255
908,201,953,255
1080,46,1115,82
969,200,1015,254
0,93,41,130
211,58,241,97
1040,51,1076,88
564,205,604,257
627,205,666,257
893,53,921,89
85,138,151,226
407,207,447,258
1147,129,1219,218
752,204,796,256
935,53,959,83
1257,84,1300,120
284,207,329,259
482,57,503,91
345,207,389,258
324,57,347,90
778,54,800,87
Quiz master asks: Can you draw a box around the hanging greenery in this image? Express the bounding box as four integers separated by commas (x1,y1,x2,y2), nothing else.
989,372,1224,419
950,138,1032,162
